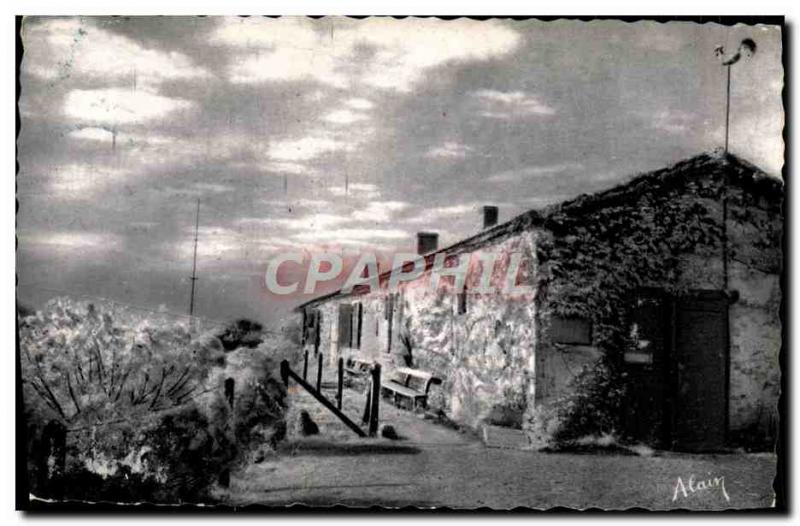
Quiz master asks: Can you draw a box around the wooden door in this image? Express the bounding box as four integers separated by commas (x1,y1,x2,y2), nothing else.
672,294,729,451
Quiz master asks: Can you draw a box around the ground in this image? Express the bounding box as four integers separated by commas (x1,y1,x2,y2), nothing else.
219,360,777,510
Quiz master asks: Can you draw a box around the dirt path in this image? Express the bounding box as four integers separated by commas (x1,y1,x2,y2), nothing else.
222,375,777,510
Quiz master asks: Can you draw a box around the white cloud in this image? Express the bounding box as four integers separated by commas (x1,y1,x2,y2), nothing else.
68,127,115,142
328,183,381,199
263,161,315,175
426,141,473,159
23,18,210,87
212,17,521,92
22,231,122,252
172,226,246,260
239,213,349,231
293,227,408,243
650,109,696,134
267,134,353,162
352,201,409,222
345,98,375,110
323,109,369,125
406,203,477,223
487,162,584,183
63,88,193,125
192,183,234,194
473,89,555,119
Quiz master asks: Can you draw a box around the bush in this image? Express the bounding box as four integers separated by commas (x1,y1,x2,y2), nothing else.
551,360,627,443
19,298,288,503
215,318,264,352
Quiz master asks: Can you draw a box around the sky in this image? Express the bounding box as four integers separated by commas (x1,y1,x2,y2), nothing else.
16,17,784,328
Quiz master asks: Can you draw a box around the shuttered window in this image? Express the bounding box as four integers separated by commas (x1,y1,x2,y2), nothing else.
551,316,592,345
338,304,353,347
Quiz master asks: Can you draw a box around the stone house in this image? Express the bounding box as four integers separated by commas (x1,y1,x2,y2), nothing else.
296,152,783,451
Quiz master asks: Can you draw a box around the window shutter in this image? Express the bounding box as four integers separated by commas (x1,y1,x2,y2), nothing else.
338,304,353,347
551,316,592,345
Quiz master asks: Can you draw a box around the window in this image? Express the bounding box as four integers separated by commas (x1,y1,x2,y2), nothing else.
551,316,592,345
302,309,321,347
338,304,353,347
338,303,362,349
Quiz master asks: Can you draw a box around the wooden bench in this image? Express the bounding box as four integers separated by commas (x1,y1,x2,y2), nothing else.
381,367,442,409
343,357,374,384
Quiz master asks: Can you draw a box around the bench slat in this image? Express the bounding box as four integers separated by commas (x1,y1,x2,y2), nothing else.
394,367,440,382
382,380,426,399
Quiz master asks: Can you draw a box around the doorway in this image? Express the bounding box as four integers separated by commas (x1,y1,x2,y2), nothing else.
624,290,729,451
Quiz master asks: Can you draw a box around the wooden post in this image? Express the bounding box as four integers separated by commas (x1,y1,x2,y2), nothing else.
362,384,371,425
337,357,344,410
280,360,289,387
368,363,381,437
316,353,323,391
302,350,309,381
40,420,66,499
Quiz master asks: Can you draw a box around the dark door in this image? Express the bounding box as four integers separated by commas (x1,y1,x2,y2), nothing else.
623,291,669,445
672,294,729,451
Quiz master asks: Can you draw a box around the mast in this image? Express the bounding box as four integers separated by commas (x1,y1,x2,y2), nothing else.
188,199,200,325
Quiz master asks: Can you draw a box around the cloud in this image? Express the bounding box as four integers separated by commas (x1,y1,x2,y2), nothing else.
45,163,132,199
267,134,353,162
21,231,122,252
649,109,696,134
263,161,316,176
404,203,479,225
23,18,210,87
212,17,521,92
239,213,350,231
172,226,246,260
293,227,408,243
323,109,369,125
426,141,473,159
68,126,116,142
63,88,194,125
328,183,381,199
473,89,555,119
345,98,375,110
352,201,409,222
487,162,584,183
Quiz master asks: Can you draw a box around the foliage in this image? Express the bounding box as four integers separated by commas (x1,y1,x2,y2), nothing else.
20,298,289,503
222,343,290,461
540,169,725,441
215,318,265,352
551,361,628,442
19,297,224,426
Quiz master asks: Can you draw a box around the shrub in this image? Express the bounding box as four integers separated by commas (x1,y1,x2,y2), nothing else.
20,298,288,503
551,360,628,443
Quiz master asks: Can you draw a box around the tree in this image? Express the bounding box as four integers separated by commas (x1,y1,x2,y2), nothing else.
215,318,264,352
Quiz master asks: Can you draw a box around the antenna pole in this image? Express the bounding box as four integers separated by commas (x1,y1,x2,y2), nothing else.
188,199,200,327
724,64,731,153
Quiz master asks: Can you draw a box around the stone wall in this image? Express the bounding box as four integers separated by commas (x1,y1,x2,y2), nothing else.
531,159,783,448
299,155,783,448
302,229,543,431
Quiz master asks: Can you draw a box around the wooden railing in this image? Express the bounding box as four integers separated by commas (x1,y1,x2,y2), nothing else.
280,358,381,438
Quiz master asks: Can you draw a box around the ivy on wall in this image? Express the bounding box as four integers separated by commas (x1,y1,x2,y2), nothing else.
535,154,781,443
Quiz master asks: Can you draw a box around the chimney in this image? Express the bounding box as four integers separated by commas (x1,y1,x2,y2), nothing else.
482,205,499,229
417,232,439,255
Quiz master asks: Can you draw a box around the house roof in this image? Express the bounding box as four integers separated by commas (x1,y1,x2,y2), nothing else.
295,151,781,310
